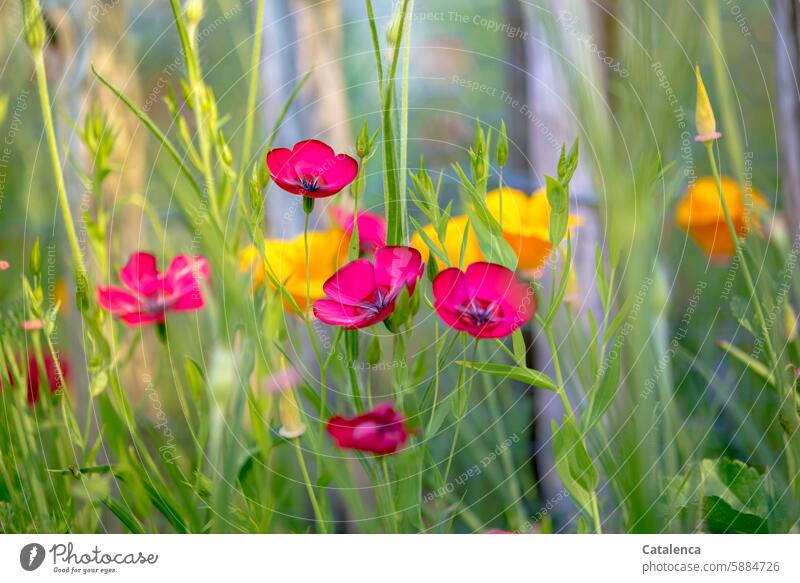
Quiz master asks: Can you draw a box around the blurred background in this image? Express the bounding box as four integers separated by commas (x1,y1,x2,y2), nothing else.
1,0,797,532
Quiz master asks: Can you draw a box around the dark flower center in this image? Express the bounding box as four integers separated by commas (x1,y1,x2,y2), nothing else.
358,289,390,315
300,175,322,192
458,298,501,327
143,291,177,314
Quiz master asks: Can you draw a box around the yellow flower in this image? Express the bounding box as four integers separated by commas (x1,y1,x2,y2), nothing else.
239,228,349,311
486,187,581,272
676,177,766,258
695,64,721,142
410,215,484,267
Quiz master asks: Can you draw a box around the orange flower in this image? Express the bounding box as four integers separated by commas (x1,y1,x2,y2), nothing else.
676,177,766,258
239,229,348,311
410,215,484,267
485,187,581,272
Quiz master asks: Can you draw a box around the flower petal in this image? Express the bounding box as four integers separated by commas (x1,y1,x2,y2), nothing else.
165,255,209,294
374,246,423,299
119,311,166,326
322,259,377,305
97,285,141,314
120,252,160,296
313,299,375,329
319,154,359,194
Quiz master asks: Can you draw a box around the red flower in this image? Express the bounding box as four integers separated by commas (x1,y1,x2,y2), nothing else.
433,262,535,338
267,140,358,198
27,353,68,404
98,252,209,326
330,206,387,253
327,403,410,455
313,246,423,329
2,353,68,405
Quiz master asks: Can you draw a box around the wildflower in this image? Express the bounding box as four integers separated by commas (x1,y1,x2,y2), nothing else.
2,353,68,405
239,229,348,311
410,215,484,267
694,65,721,142
676,177,766,259
22,319,44,331
327,403,410,455
266,139,358,198
486,187,581,272
313,246,423,329
330,206,387,253
432,262,535,339
26,353,68,404
97,252,209,326
0,260,9,270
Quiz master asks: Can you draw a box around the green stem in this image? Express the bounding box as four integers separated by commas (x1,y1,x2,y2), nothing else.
442,338,477,487
237,0,266,192
32,51,86,278
704,143,780,378
546,326,602,533
293,438,328,533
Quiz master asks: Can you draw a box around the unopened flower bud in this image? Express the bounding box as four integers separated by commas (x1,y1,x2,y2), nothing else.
694,65,721,142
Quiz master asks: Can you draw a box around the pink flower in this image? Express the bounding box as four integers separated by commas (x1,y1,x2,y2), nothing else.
22,319,45,331
327,403,410,455
0,260,9,270
330,206,387,253
26,353,68,404
1,353,69,405
433,262,535,339
98,252,209,326
313,246,423,330
266,139,358,198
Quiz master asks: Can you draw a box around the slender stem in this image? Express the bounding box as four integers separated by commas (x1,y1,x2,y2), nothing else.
480,347,527,529
32,51,86,278
498,168,504,231
303,210,312,319
705,142,800,498
235,0,266,204
546,326,602,533
590,492,602,534
442,338,477,487
381,458,398,532
293,439,328,533
704,143,781,379
364,0,384,85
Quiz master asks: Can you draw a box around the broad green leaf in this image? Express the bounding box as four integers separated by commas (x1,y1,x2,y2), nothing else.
703,496,767,534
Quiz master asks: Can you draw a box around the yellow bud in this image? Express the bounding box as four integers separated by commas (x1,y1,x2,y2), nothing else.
694,65,721,142
278,388,306,439
185,0,204,24
785,301,797,341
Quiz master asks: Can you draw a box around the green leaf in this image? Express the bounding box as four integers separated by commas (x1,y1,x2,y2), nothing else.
456,361,556,392
409,216,450,266
103,497,145,534
511,330,527,367
717,340,776,388
557,138,579,185
561,416,598,493
551,420,591,510
703,496,767,534
581,345,620,433
701,458,768,518
184,356,206,402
